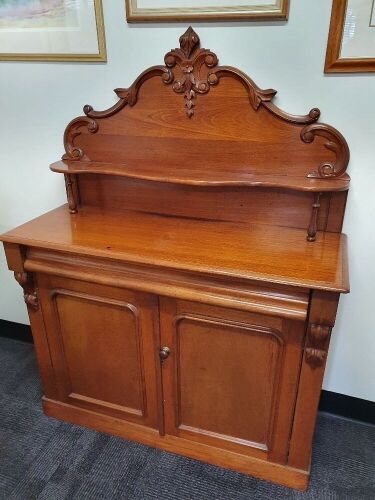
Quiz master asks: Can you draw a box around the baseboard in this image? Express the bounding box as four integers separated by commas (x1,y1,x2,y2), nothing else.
0,320,374,424
43,397,309,490
319,390,375,425
0,319,33,343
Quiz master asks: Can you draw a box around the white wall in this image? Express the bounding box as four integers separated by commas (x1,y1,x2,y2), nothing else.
0,0,374,401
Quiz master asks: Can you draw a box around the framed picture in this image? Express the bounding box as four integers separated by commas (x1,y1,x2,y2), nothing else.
325,0,375,73
0,0,106,62
125,0,289,22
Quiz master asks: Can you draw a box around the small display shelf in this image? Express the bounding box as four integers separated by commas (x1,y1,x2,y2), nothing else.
51,160,350,192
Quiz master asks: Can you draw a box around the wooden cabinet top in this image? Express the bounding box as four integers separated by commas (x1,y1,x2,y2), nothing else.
1,205,349,293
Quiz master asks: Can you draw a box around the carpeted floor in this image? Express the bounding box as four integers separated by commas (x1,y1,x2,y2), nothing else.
0,336,374,500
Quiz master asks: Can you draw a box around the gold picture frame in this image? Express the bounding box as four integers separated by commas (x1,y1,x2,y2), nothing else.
325,0,375,73
0,0,107,62
125,0,289,22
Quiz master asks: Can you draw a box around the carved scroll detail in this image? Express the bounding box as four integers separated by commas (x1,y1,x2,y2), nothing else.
14,272,39,310
86,66,173,118
59,27,350,181
207,66,276,111
79,27,320,124
301,124,350,178
305,324,331,368
264,102,320,124
62,116,99,161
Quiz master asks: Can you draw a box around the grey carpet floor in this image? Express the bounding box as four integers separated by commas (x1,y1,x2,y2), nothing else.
0,336,374,500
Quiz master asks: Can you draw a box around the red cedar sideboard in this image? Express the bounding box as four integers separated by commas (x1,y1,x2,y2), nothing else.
1,28,350,490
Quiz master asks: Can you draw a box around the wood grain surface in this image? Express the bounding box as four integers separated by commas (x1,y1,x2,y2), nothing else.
1,204,349,293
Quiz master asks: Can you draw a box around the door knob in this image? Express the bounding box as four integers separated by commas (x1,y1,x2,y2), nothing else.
159,346,170,361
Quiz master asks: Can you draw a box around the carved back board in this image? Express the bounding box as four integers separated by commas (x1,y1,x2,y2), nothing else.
56,28,350,238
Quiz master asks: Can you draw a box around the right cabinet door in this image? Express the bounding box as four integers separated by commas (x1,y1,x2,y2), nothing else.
159,298,305,464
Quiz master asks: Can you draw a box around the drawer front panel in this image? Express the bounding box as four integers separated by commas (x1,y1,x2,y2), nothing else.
160,299,305,463
37,274,160,429
24,247,309,322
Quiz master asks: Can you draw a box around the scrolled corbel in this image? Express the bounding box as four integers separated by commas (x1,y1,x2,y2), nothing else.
14,272,39,311
62,116,99,161
301,123,350,178
305,324,331,368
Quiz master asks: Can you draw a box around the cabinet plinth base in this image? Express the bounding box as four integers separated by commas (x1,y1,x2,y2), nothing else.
42,397,309,491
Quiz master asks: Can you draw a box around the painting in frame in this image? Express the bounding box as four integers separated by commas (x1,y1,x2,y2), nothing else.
125,0,289,22
325,0,375,72
0,0,106,61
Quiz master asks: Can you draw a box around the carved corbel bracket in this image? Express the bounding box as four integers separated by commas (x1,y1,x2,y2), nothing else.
305,324,331,368
14,272,39,311
62,116,99,161
301,124,350,179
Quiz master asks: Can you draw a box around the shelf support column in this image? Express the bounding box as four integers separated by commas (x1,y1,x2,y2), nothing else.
64,173,79,214
307,192,322,242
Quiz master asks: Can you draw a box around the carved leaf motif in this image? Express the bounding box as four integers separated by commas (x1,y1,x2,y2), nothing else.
179,26,199,58
163,27,219,118
306,348,327,365
24,292,39,310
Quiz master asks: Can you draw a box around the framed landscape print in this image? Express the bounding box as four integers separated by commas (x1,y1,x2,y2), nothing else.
125,0,289,22
325,0,375,72
0,0,106,61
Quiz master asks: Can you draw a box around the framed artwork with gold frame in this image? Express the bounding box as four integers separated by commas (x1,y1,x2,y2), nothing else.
125,0,289,22
325,0,375,73
0,0,106,62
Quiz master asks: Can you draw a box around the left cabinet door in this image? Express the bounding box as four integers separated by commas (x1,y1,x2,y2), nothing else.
37,274,161,430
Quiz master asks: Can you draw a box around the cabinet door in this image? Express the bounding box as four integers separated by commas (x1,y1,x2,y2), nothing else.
38,275,161,430
159,298,305,463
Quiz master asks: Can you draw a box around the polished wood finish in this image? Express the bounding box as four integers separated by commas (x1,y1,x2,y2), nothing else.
159,299,305,464
75,175,347,232
1,205,349,293
23,247,310,321
51,160,350,192
288,290,340,469
1,29,350,491
325,0,375,73
61,28,349,181
42,397,308,490
37,275,161,428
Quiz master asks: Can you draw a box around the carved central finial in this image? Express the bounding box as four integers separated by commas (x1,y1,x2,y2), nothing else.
163,27,218,117
179,27,200,58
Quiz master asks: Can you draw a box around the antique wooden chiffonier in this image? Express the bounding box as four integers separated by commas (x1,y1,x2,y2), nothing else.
1,28,350,490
